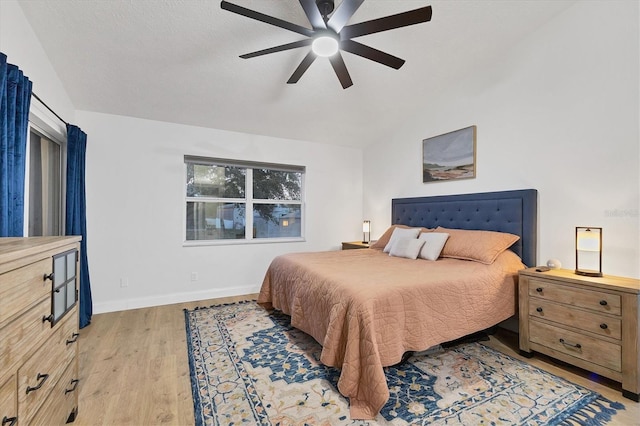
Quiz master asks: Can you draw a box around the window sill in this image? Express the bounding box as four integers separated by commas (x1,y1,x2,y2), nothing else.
183,237,305,247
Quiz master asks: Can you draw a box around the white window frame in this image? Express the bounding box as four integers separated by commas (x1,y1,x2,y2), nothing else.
183,156,305,246
24,97,67,237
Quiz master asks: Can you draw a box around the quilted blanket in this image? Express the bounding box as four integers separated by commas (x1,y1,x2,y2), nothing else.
257,248,524,419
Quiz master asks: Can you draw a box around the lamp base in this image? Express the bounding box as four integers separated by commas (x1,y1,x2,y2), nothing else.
575,269,603,277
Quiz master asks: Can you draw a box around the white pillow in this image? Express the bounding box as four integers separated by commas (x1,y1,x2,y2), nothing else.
383,227,421,253
418,232,450,261
389,238,425,260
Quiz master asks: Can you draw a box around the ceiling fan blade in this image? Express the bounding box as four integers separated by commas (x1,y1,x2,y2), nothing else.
287,51,317,84
327,0,364,32
329,52,353,89
240,39,313,59
340,6,432,39
221,1,314,37
299,0,326,29
340,40,405,69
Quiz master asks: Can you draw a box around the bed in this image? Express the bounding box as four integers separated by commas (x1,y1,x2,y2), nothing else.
257,189,538,419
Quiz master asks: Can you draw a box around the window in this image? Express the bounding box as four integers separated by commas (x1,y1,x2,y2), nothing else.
185,156,304,243
27,128,64,236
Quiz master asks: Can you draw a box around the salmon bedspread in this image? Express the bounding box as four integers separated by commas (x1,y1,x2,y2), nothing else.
257,248,525,419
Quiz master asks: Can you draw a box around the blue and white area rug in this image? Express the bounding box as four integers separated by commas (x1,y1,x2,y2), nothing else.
184,301,624,425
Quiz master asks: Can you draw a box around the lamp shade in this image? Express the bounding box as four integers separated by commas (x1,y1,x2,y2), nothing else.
575,227,602,277
362,220,371,244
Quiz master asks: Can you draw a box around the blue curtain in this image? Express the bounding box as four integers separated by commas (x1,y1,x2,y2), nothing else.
66,124,92,328
0,53,32,237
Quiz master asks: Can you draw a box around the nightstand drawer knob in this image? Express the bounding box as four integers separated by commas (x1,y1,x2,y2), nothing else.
600,323,608,330
536,287,543,293
536,307,543,313
599,300,608,306
559,338,581,349
2,416,18,426
2,416,17,426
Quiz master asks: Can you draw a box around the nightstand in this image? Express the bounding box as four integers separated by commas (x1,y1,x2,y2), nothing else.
341,241,371,250
518,267,640,401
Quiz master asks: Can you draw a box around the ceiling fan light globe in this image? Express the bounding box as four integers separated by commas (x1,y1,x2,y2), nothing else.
312,36,339,57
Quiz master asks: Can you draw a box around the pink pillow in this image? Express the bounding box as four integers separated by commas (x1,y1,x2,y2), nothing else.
436,226,520,264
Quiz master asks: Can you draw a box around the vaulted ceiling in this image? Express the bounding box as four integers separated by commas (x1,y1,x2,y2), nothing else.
18,0,576,148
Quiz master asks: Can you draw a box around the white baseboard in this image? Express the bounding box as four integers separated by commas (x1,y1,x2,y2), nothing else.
92,285,259,315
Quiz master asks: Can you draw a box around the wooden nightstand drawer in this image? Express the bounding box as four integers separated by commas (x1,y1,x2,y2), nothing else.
30,361,79,425
341,241,370,250
0,258,51,325
530,320,621,372
0,375,17,426
528,278,621,315
17,310,78,425
0,298,52,383
529,298,622,340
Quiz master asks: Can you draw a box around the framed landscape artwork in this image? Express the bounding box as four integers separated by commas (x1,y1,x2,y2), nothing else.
422,125,476,183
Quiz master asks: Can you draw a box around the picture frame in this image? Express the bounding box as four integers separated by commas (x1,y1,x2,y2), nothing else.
422,125,476,183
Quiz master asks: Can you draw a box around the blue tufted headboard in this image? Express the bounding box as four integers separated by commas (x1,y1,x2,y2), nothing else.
391,189,538,267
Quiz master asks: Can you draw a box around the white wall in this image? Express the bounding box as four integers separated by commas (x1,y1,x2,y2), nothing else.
363,1,640,278
76,111,363,313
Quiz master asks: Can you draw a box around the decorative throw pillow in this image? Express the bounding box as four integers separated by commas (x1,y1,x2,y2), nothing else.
372,225,432,250
383,227,422,253
418,232,450,261
370,225,411,250
389,238,425,260
436,226,520,265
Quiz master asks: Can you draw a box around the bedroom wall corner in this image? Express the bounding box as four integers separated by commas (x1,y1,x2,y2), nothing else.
0,0,76,123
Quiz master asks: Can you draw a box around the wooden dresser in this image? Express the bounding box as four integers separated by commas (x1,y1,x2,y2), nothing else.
0,236,82,425
519,267,640,401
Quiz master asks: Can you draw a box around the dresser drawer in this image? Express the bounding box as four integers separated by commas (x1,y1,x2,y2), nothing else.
17,310,78,424
30,361,78,426
530,320,621,372
0,298,51,383
528,278,621,315
0,375,17,426
529,298,622,340
0,259,50,326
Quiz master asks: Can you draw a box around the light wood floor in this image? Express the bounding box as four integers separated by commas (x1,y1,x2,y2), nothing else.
74,295,639,425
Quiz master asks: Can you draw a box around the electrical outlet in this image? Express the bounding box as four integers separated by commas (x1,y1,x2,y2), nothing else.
190,272,198,282
120,277,129,288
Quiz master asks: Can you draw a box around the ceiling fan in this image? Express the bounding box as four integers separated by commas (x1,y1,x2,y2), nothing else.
220,0,432,89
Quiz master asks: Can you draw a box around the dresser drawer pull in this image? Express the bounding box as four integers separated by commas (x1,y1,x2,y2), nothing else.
536,287,543,293
559,338,582,349
26,373,49,394
43,272,54,281
600,323,608,330
66,333,80,345
2,416,17,426
599,300,608,306
65,379,80,394
42,314,53,324
536,307,543,313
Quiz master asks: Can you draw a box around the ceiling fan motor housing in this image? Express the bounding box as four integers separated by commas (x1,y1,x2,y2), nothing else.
316,0,335,19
